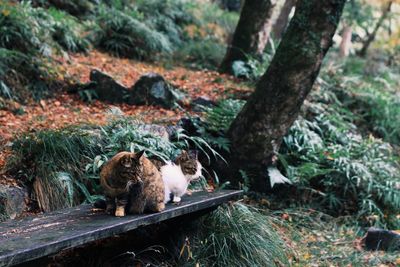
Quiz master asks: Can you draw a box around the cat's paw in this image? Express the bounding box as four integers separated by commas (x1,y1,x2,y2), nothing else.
172,196,181,203
153,202,165,212
115,206,125,217
106,205,115,215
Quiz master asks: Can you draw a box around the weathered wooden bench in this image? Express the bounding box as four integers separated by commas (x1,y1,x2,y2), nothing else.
0,190,242,267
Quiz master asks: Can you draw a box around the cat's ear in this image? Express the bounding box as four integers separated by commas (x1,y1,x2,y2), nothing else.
188,150,198,159
134,150,145,160
181,150,189,159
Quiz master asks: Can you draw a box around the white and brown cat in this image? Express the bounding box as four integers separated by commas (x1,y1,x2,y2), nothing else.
161,150,202,204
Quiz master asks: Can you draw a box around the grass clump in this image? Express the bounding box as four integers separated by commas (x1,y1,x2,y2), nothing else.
32,0,94,17
184,202,290,267
175,40,226,70
93,6,172,60
10,127,102,211
1,2,90,54
135,0,195,46
0,48,57,102
0,2,46,53
0,2,88,101
48,8,90,53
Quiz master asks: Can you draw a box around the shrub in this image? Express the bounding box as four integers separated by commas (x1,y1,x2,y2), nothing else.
280,116,400,224
0,2,87,101
0,48,56,101
31,0,94,16
48,8,90,52
93,6,172,60
184,203,290,267
175,40,226,70
0,2,48,53
135,0,195,46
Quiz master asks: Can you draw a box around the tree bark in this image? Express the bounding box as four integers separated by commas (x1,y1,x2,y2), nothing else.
226,0,346,192
339,25,352,57
256,13,275,55
219,0,275,74
272,0,296,40
358,1,393,57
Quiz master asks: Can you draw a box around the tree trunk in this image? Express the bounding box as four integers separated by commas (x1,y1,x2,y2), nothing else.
358,1,392,57
219,0,275,74
256,13,275,55
272,0,296,40
339,25,352,57
226,0,346,192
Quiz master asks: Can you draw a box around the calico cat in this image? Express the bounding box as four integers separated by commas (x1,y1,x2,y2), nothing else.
162,150,202,204
99,150,165,217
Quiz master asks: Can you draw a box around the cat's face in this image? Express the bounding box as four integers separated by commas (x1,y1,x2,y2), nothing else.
118,150,144,185
175,150,201,179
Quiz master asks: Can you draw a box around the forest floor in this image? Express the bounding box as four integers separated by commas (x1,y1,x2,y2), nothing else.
0,50,250,170
1,50,399,267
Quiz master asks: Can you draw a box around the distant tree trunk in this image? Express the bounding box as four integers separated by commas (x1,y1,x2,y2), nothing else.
339,25,352,57
226,0,346,192
219,0,275,74
358,1,393,57
272,0,296,40
256,13,275,55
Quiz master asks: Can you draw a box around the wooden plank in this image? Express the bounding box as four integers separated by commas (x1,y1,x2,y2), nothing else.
0,190,241,267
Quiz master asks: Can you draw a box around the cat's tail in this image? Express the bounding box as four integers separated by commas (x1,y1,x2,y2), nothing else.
93,199,107,209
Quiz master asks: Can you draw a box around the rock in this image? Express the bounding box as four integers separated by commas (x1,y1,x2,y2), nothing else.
0,185,28,220
365,227,400,251
177,117,204,137
137,124,171,141
89,69,130,103
217,0,242,11
129,73,182,109
191,96,216,112
136,124,182,142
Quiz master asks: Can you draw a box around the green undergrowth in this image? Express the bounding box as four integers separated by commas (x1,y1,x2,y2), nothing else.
179,202,291,267
92,6,173,60
8,115,221,211
278,59,400,228
0,2,89,101
338,57,400,144
198,57,400,227
90,0,237,67
0,0,238,102
0,2,89,56
271,208,400,266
